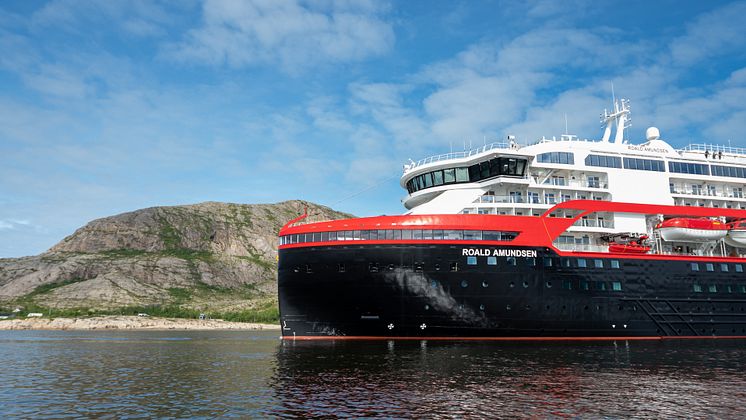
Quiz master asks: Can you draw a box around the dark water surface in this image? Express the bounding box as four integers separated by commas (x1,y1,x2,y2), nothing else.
1,331,745,418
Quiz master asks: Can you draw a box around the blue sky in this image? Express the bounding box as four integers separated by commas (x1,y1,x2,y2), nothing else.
2,0,746,257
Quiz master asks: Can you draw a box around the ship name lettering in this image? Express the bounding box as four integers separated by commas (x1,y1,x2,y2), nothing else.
461,248,537,258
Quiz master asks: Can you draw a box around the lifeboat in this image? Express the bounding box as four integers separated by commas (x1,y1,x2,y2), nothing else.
608,243,651,254
725,220,746,247
655,218,727,242
604,233,651,254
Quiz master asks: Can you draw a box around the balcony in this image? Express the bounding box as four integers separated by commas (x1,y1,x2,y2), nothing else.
573,219,614,229
473,195,609,205
670,187,745,200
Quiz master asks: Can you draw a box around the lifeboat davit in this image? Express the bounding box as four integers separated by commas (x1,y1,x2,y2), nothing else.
655,218,727,242
725,220,746,247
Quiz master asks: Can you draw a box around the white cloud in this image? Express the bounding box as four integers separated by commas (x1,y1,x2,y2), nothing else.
0,219,32,231
167,0,394,72
670,1,746,65
30,0,175,38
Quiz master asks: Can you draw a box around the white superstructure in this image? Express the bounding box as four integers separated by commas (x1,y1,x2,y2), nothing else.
400,99,746,254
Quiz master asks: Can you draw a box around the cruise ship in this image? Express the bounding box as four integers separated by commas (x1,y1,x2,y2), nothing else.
277,99,746,339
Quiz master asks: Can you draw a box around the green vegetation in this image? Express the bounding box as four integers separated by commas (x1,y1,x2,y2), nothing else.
157,215,182,249
0,302,280,324
161,248,215,262
167,287,192,304
220,300,279,324
26,278,86,298
100,249,148,258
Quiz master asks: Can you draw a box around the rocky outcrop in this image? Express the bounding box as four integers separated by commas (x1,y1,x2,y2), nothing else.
0,201,351,313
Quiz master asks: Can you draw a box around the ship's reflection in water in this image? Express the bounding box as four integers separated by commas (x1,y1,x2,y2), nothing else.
1,331,745,417
272,339,746,418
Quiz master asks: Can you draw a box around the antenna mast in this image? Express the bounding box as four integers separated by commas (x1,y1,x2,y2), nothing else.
600,97,631,144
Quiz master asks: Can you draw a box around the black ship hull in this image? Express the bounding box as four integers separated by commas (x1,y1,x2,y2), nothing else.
278,244,746,339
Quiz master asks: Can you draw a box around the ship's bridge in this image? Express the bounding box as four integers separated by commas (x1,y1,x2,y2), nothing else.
400,143,529,211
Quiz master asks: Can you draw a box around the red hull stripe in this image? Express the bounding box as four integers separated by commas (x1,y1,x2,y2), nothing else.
278,200,746,262
277,240,746,262
282,335,746,341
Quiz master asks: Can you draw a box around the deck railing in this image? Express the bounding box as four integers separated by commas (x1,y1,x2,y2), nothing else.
403,142,513,172
680,143,746,156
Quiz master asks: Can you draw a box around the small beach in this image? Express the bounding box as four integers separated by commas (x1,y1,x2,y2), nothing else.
0,315,280,331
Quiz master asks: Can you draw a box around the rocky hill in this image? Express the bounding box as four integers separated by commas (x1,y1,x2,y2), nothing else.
0,201,352,320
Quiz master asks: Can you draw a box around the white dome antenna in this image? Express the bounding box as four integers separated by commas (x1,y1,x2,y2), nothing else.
646,127,660,141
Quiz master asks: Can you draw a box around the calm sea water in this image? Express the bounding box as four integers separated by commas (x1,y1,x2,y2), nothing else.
0,330,745,418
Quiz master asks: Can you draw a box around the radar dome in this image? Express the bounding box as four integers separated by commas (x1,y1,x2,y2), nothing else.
646,127,660,141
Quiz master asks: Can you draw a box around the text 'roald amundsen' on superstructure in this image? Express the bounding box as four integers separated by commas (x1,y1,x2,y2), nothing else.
461,248,538,258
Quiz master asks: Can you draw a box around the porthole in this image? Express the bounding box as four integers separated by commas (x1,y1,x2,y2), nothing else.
424,304,430,310
506,304,512,310
388,264,394,271
430,280,438,288
546,281,552,288
434,263,440,271
479,304,485,311
481,281,489,288
509,282,515,288
460,280,468,288
522,281,529,288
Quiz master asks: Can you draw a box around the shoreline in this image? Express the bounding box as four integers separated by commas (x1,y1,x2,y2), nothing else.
0,315,280,331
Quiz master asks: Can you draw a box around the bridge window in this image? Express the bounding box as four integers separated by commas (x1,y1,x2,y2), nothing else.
443,168,455,183
537,152,574,164
623,157,665,172
585,154,622,168
433,170,444,186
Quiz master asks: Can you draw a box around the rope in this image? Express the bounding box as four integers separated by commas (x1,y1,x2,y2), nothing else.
306,173,400,219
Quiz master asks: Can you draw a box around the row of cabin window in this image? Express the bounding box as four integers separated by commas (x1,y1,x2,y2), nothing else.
280,229,518,245
693,284,746,293
691,262,744,272
712,164,746,179
669,161,709,175
586,154,665,171
536,152,574,165
442,278,623,292
585,154,746,177
465,255,620,269
406,157,528,194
